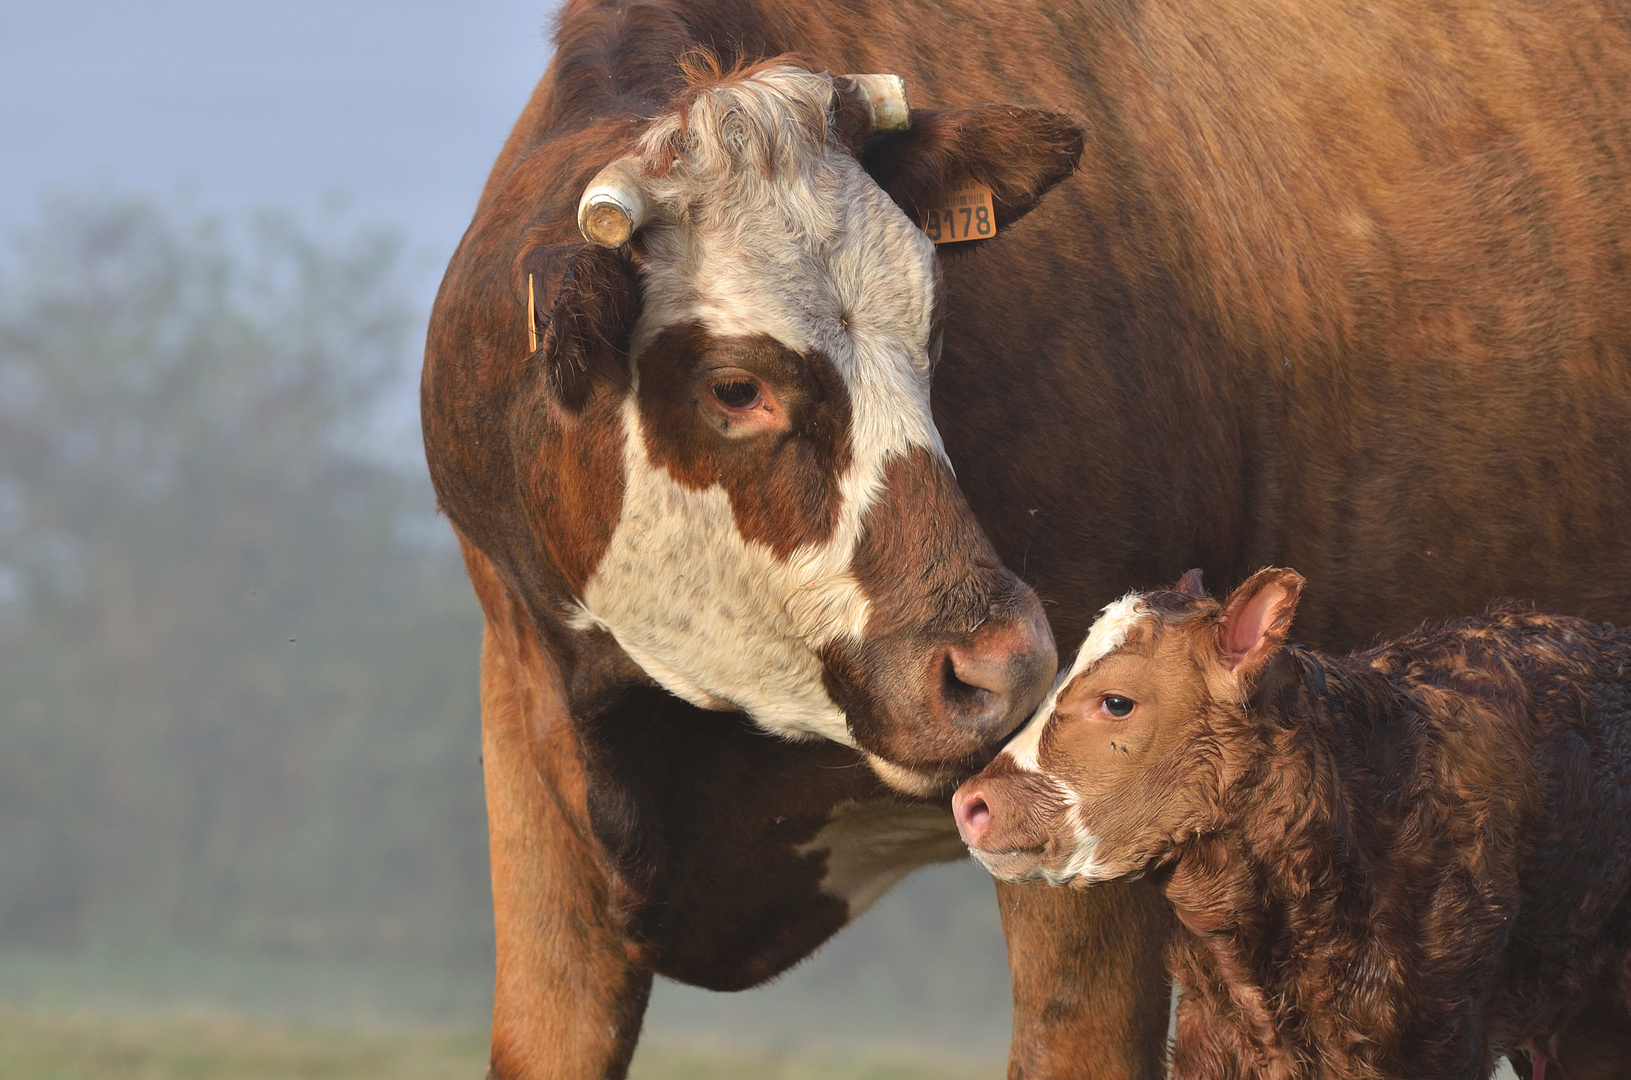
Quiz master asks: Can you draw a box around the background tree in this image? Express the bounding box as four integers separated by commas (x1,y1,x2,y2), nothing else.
0,193,491,964
0,192,1014,1058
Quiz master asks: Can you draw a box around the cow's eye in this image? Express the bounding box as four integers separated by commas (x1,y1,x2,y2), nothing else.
711,380,762,410
1101,695,1135,718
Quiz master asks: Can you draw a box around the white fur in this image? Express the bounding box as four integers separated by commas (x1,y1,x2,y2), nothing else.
1043,801,1114,886
1000,593,1150,772
796,799,968,917
966,783,1114,886
573,66,946,741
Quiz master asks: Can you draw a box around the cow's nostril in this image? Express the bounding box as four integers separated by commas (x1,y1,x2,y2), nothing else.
941,650,997,710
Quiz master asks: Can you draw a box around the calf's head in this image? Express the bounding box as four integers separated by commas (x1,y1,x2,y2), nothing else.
434,59,1085,784
952,568,1306,883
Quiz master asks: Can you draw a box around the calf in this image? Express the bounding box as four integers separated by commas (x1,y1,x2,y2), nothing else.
953,568,1631,1080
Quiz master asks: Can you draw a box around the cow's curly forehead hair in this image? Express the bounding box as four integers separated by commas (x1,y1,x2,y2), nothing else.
638,53,856,197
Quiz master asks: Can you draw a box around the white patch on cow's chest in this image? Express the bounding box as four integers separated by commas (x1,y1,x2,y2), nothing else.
796,799,968,917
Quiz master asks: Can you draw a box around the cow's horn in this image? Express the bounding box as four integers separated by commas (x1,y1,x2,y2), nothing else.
843,74,910,133
577,158,651,247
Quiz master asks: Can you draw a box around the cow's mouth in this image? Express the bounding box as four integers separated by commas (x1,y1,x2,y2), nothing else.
863,752,978,797
823,593,1057,772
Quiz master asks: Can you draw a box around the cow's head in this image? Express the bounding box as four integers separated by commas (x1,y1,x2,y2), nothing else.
439,58,1084,789
951,568,1308,883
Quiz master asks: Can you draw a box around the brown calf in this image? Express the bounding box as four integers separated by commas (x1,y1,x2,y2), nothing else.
955,569,1631,1079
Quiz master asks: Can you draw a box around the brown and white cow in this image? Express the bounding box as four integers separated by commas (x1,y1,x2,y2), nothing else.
952,570,1631,1079
421,1,1631,1076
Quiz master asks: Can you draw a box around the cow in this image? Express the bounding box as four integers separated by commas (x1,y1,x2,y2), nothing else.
419,0,1631,1077
952,569,1631,1080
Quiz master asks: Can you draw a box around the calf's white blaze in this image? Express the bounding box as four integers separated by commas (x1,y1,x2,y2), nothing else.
1000,593,1150,772
967,593,1151,883
572,66,948,742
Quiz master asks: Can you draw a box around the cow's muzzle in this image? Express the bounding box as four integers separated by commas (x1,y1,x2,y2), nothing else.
825,576,1056,775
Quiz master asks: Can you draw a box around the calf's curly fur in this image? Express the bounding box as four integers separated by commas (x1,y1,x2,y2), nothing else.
958,569,1631,1079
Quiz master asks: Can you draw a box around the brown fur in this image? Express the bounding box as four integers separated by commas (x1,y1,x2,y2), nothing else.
422,0,1631,1076
961,570,1631,1079
822,447,1058,766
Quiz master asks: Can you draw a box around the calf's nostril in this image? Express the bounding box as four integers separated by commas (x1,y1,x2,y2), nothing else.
952,785,994,845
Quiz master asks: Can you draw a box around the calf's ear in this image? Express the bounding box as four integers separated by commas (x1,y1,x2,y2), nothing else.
1174,568,1208,598
861,105,1085,232
520,241,638,412
1217,568,1306,683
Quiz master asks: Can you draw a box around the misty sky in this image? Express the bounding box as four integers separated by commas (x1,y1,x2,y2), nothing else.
1,0,557,258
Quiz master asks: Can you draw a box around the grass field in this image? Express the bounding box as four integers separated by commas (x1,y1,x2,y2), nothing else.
0,1008,485,1080
0,1007,1001,1080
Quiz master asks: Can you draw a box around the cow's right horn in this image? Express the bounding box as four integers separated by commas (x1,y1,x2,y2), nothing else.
843,74,910,133
577,158,651,247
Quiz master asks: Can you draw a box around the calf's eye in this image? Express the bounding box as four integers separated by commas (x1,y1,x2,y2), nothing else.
1101,695,1135,718
711,380,762,410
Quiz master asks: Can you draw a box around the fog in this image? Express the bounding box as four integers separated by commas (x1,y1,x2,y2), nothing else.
0,2,1012,1073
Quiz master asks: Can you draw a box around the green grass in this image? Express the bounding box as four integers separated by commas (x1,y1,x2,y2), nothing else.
630,1044,999,1080
0,1008,1001,1080
0,1008,486,1080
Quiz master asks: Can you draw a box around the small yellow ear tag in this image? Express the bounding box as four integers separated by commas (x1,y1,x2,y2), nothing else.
921,179,997,244
527,273,538,353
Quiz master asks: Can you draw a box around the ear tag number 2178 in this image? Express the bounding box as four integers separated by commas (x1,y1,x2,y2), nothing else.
922,179,997,244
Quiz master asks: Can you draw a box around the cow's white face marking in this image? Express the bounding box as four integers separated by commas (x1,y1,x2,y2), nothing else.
967,593,1153,885
796,799,968,917
570,66,946,742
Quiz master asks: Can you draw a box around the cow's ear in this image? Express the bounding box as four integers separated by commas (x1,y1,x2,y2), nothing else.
521,241,638,412
1216,568,1306,684
860,105,1085,232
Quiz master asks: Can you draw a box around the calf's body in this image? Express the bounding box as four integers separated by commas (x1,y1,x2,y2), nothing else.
957,571,1631,1079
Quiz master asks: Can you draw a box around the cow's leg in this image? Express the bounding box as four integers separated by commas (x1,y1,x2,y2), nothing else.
999,878,1175,1080
480,618,650,1080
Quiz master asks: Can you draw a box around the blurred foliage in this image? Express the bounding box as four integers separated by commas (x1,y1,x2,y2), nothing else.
0,193,491,964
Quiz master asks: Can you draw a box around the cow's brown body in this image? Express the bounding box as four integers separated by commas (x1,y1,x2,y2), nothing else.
422,0,1631,1076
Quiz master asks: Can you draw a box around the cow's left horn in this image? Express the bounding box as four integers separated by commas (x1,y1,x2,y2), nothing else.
843,74,910,133
577,158,651,247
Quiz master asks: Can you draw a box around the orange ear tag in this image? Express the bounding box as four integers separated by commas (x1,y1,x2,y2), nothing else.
921,179,997,244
